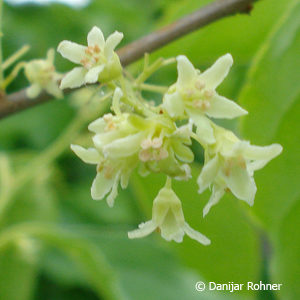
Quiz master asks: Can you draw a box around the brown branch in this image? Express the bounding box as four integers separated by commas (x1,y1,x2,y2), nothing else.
0,0,254,120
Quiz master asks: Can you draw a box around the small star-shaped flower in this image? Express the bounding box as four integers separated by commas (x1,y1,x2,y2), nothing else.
57,26,123,89
163,54,247,145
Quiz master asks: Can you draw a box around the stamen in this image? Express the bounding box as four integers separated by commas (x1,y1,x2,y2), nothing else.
183,89,194,99
97,163,104,172
103,113,113,122
80,58,88,67
104,166,114,179
194,100,210,110
204,90,214,99
106,122,116,131
237,156,246,169
152,137,163,149
85,47,93,55
159,148,169,160
139,149,151,162
94,45,101,53
141,138,152,149
195,80,205,90
223,159,233,177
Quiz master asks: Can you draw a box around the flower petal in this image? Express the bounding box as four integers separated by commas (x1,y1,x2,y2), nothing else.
71,144,101,164
163,92,185,118
45,81,63,99
197,155,220,193
103,132,145,158
222,165,257,206
189,112,216,145
203,184,225,217
26,84,41,98
173,123,192,145
106,172,120,207
104,31,123,59
112,87,123,115
176,55,197,88
199,53,233,89
88,117,107,133
57,41,86,64
120,169,132,189
183,223,211,245
87,26,105,48
206,94,248,119
46,48,55,63
160,210,185,242
241,142,282,162
128,220,157,239
84,65,105,84
93,130,123,150
91,172,114,201
172,141,194,163
60,67,87,89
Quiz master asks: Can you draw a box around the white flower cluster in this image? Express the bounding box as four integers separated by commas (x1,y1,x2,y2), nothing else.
56,27,282,245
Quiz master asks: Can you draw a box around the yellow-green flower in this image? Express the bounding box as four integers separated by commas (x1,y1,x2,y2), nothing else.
198,127,283,216
128,179,210,244
57,26,123,89
24,49,62,99
163,54,247,144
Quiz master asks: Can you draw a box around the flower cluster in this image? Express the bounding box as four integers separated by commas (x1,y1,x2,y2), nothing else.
57,26,282,245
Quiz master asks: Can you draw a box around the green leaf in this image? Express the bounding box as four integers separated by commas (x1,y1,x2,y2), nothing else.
0,243,37,300
153,0,292,64
0,223,123,300
0,173,58,229
238,0,300,230
237,2,300,299
129,166,260,297
75,226,234,300
239,0,300,144
271,198,300,300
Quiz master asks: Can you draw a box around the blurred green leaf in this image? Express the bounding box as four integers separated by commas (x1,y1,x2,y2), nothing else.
0,223,123,300
239,0,300,230
237,1,300,299
58,179,140,226
130,166,260,298
0,172,58,228
271,198,300,300
75,226,235,300
0,243,37,300
239,0,300,144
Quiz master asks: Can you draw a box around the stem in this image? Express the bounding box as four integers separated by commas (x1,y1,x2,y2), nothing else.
165,176,172,188
136,83,168,94
135,57,164,85
1,61,25,90
1,0,255,118
117,75,157,117
2,45,30,70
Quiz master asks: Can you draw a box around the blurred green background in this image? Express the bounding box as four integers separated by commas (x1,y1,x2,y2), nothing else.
0,0,299,299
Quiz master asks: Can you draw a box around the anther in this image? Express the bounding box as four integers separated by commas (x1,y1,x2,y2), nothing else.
195,80,205,90
204,90,214,99
94,45,101,53
152,137,163,149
